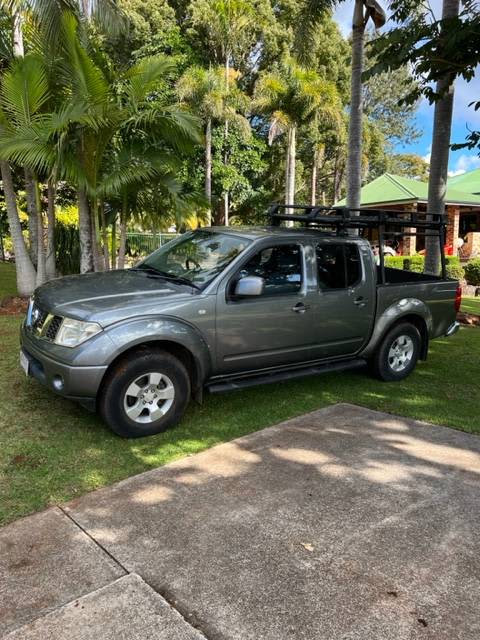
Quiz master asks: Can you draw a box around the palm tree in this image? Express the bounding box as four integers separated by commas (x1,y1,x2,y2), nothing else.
190,0,259,224
176,64,250,225
295,0,386,212
255,57,340,211
0,18,202,274
424,0,459,275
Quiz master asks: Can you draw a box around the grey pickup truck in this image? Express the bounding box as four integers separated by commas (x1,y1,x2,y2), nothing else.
20,205,461,438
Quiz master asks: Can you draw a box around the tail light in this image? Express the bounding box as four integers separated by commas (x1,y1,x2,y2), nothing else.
454,285,462,313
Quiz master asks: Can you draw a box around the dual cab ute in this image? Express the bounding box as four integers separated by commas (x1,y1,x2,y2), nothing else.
20,205,461,438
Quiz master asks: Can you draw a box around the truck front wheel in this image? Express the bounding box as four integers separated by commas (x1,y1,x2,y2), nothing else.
371,322,421,382
99,348,191,438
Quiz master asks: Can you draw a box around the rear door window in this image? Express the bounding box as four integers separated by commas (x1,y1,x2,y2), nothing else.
316,243,361,289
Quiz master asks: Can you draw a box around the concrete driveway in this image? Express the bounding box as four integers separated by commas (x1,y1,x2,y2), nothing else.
2,403,480,639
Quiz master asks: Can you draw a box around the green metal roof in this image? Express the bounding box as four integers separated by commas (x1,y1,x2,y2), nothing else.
448,168,480,194
335,173,480,207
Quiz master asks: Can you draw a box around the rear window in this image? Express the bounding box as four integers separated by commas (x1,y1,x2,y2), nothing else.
316,244,361,289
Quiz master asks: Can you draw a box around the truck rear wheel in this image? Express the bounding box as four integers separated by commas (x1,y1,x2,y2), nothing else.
99,348,191,438
371,322,421,382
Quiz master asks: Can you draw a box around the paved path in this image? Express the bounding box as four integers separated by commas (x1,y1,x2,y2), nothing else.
2,404,480,639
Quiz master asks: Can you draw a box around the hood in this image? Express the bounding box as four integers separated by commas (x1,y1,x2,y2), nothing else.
34,270,194,325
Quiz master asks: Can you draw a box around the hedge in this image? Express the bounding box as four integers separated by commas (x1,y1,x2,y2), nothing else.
464,259,480,286
384,255,464,281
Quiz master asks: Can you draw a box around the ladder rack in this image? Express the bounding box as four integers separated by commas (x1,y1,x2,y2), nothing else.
267,203,448,281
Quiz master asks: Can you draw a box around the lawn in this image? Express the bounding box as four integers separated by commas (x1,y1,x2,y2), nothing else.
1,310,479,526
462,296,480,315
0,261,17,299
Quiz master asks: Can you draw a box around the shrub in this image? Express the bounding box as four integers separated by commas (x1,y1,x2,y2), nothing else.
446,262,465,281
464,259,480,286
384,254,463,279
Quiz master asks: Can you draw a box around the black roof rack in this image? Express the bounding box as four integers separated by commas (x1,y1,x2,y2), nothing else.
267,203,448,281
268,203,447,231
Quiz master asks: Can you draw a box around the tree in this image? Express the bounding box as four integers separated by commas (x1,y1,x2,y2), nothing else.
346,0,385,211
177,64,249,224
388,153,429,181
255,57,340,211
367,0,472,273
0,16,202,273
188,0,268,223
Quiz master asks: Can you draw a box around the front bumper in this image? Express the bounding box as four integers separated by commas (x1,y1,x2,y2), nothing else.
445,321,460,337
20,326,107,411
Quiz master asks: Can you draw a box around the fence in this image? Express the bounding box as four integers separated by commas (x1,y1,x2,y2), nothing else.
125,232,178,258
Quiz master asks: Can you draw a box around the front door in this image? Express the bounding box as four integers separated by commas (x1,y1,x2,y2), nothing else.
215,243,318,373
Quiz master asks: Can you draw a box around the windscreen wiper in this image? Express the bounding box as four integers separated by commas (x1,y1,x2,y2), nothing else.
130,266,200,290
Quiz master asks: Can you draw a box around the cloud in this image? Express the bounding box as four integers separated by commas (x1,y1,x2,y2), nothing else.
448,154,480,177
422,146,431,163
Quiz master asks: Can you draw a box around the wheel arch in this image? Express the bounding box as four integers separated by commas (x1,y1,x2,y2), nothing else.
98,339,206,406
362,299,432,361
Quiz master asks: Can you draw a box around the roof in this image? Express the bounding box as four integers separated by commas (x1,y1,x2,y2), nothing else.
335,173,480,207
448,168,480,194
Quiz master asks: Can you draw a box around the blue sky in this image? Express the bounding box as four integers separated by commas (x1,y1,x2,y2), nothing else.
333,1,480,176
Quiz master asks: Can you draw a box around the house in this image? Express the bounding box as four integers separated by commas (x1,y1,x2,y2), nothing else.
336,172,480,257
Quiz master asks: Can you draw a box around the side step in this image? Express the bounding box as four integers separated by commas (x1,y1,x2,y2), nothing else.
207,358,367,393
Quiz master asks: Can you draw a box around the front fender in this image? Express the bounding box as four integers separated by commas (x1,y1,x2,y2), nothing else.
103,316,212,384
361,298,432,358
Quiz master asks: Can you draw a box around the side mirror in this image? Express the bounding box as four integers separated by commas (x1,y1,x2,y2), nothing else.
234,276,264,297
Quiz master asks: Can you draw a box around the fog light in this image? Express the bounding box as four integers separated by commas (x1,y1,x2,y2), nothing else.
52,375,64,391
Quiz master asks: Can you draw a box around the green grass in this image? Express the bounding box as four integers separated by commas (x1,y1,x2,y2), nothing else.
462,296,480,315
1,313,479,526
0,262,17,300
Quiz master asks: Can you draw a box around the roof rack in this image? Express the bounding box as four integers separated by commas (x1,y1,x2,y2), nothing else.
267,203,448,281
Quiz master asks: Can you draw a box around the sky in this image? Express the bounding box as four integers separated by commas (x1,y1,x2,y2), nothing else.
333,1,480,177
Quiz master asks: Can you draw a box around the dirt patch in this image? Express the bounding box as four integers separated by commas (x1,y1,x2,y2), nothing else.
0,296,28,316
457,311,480,327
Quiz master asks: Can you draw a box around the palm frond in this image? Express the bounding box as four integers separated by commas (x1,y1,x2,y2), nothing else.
1,54,50,126
124,55,176,106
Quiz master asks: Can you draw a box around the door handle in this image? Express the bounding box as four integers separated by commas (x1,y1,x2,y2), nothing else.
292,302,307,314
353,297,366,307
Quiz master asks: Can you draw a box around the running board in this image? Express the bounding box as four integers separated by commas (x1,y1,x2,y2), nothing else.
207,358,367,393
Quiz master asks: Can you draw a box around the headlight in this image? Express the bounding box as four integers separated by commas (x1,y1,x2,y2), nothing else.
54,318,102,347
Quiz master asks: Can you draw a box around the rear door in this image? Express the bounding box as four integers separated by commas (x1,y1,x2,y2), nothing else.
309,241,376,356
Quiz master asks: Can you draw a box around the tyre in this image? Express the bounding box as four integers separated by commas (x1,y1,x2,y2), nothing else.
371,322,421,382
99,348,191,438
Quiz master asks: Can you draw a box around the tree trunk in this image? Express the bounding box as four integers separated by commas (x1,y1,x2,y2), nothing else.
34,177,47,287
284,130,290,206
118,202,127,269
286,125,296,225
311,155,317,206
1,160,37,295
310,145,324,206
12,11,24,57
111,215,117,270
205,118,212,226
346,0,365,214
46,180,56,280
223,57,230,226
78,188,94,273
424,0,460,275
100,202,110,270
24,169,38,266
91,199,103,271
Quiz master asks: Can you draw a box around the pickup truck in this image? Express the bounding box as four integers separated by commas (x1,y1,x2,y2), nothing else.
20,209,461,438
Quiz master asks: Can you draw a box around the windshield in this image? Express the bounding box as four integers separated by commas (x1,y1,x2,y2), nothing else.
138,230,251,288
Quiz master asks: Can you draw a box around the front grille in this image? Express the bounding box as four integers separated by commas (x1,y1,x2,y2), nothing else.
30,304,48,332
45,316,63,341
27,303,63,341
